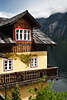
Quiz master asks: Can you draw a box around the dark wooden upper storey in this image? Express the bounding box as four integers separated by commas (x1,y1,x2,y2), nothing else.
0,10,55,53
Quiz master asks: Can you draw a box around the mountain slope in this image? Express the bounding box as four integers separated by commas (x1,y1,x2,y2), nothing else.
37,12,67,38
37,12,67,72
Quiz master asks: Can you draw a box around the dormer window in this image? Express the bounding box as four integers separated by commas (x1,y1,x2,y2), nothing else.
15,28,31,41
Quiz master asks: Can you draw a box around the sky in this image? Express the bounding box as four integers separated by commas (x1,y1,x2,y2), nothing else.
0,0,67,18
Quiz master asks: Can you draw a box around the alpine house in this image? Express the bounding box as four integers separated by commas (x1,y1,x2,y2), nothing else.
0,10,58,100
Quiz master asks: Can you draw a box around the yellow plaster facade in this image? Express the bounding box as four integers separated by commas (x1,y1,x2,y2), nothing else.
0,51,47,74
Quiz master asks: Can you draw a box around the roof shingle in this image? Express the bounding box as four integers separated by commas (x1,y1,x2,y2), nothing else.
33,29,56,45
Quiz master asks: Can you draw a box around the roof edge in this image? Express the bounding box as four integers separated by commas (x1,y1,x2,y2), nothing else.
0,10,41,28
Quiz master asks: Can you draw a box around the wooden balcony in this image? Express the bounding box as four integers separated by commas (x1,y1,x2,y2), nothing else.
0,43,32,53
0,66,58,88
12,43,32,53
47,65,59,79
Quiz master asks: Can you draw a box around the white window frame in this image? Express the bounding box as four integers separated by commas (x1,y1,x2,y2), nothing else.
31,57,37,68
15,28,31,41
3,59,13,72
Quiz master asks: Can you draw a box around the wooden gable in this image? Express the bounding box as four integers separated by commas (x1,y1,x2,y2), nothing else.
13,18,32,44
0,10,56,53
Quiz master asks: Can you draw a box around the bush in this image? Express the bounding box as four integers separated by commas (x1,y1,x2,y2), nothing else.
29,77,67,100
12,85,21,100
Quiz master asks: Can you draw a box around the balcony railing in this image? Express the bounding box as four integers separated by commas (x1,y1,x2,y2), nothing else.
12,43,31,53
0,66,59,88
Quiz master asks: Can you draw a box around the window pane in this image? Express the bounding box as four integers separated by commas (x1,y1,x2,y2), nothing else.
35,64,36,66
31,59,33,63
28,30,31,40
16,30,19,33
24,34,26,40
4,60,8,71
5,61,7,63
9,61,11,63
35,58,37,61
24,30,26,33
20,34,22,40
16,34,18,40
16,30,19,40
32,64,33,66
20,30,23,40
9,67,11,69
24,30,27,40
31,59,33,61
35,58,37,63
28,30,30,33
5,64,7,66
20,30,23,33
9,64,11,66
9,60,12,70
5,67,7,69
28,33,30,40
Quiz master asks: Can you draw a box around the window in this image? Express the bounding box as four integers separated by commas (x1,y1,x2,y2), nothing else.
15,28,31,41
3,59,13,72
31,57,37,68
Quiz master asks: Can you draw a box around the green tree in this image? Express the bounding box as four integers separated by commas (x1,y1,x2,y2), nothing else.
6,95,11,100
12,85,21,100
28,76,67,100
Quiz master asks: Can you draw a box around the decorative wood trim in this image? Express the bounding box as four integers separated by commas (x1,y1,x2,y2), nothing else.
12,44,31,53
13,18,33,42
0,67,58,87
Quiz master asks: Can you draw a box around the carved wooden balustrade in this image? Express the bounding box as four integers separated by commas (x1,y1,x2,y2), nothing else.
0,67,58,88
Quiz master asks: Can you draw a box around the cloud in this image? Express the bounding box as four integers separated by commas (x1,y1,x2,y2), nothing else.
29,9,50,18
0,11,15,18
27,0,67,18
0,0,67,18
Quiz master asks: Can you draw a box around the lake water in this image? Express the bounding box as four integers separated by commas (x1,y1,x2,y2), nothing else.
53,72,67,91
53,78,67,91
